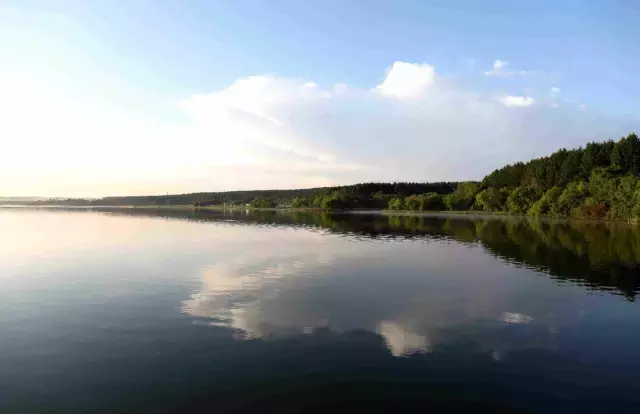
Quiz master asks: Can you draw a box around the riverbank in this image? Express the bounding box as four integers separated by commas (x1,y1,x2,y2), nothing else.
4,203,638,223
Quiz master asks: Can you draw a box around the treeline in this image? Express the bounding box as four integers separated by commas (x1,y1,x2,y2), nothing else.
97,182,455,209
389,133,640,221
5,183,457,208
387,182,478,212
10,133,640,221
206,182,458,209
286,182,456,209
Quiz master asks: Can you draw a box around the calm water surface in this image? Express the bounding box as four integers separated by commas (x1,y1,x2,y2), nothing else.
1,208,640,413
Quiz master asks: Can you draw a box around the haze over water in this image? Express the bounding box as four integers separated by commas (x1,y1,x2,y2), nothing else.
1,208,640,413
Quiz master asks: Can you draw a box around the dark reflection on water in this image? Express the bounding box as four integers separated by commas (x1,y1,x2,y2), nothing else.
1,208,640,413
100,208,640,299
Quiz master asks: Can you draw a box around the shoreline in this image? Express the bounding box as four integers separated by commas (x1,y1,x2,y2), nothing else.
2,204,638,223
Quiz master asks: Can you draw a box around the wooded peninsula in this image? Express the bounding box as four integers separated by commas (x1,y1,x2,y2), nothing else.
11,133,640,221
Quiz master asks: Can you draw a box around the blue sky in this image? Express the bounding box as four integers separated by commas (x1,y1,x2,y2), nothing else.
2,0,640,197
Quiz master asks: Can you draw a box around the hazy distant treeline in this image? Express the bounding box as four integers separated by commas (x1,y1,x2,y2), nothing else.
12,182,457,209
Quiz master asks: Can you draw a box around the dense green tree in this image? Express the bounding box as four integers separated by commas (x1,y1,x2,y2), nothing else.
403,195,422,211
632,182,640,219
555,181,589,216
609,175,639,220
422,193,445,210
471,133,640,221
506,186,538,214
388,197,404,210
22,182,453,209
481,162,526,189
528,187,563,216
588,168,618,204
611,133,640,175
396,193,447,211
444,182,480,210
321,195,346,209
475,187,508,212
559,150,583,186
292,197,310,208
580,141,614,179
251,197,277,208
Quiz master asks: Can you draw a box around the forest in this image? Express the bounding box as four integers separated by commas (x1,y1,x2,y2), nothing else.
14,182,458,209
387,133,640,221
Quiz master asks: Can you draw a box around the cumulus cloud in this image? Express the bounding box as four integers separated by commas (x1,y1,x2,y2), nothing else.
3,60,639,197
175,61,638,187
374,61,436,98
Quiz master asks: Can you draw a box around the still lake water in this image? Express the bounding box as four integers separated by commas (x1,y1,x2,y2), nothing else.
1,208,640,413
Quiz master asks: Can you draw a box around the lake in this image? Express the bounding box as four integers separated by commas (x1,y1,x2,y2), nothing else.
1,208,640,413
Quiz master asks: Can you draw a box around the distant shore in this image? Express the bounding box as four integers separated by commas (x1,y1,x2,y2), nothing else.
3,204,638,223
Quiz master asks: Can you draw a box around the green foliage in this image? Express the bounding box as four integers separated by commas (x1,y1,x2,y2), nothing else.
481,162,525,189
388,197,404,210
528,187,563,216
609,175,638,220
444,182,480,210
477,134,640,221
482,135,634,192
632,181,640,220
291,197,310,208
475,187,508,212
588,168,617,204
422,192,445,210
251,196,277,208
13,182,456,209
403,195,422,211
397,193,446,211
506,186,538,214
443,194,455,210
611,133,640,175
319,192,348,209
555,181,589,217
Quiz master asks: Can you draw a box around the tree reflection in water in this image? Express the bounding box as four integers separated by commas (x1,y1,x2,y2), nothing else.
98,208,640,300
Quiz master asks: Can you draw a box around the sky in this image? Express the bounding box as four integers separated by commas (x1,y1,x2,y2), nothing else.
2,0,640,198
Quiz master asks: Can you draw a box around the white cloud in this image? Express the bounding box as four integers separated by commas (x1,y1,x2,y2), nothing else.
374,61,436,98
484,59,540,76
2,61,638,197
174,65,632,188
500,95,536,107
551,87,561,94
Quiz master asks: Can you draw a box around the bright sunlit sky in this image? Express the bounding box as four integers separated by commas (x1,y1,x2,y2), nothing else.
2,0,640,198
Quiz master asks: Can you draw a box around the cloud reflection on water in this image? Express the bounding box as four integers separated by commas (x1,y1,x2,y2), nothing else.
180,230,559,358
